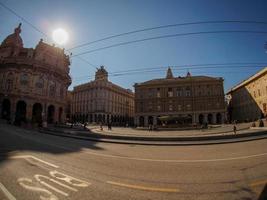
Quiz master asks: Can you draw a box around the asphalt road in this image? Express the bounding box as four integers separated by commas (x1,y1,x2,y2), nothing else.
0,123,266,200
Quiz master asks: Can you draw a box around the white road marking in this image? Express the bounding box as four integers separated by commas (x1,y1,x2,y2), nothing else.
50,171,91,187
18,178,58,200
79,150,267,163
0,182,17,200
35,175,69,197
35,174,78,195
10,155,59,168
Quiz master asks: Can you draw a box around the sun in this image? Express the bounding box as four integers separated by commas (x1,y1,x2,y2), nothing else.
52,28,69,45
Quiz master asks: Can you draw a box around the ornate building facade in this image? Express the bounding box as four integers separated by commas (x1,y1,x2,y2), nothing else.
134,68,226,127
227,67,267,122
71,66,134,125
0,24,71,126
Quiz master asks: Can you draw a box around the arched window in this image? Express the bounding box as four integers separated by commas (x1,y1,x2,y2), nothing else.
6,73,14,91
49,82,56,97
35,77,44,89
60,86,64,98
20,73,29,85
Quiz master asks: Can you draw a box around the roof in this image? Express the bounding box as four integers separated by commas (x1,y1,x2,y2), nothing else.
227,67,267,94
135,75,222,86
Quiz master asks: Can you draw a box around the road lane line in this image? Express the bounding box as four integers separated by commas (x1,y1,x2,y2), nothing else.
10,155,59,168
8,129,267,163
81,150,267,163
250,179,267,187
106,181,179,193
0,182,17,200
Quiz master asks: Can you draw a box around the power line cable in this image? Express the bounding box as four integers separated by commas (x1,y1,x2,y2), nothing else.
72,30,267,57
0,1,97,69
72,64,265,81
68,20,267,50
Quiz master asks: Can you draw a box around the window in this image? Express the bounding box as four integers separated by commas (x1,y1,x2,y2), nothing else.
156,88,161,98
20,73,29,85
60,87,64,98
177,105,182,111
148,88,153,97
258,89,261,97
35,77,44,89
49,82,56,97
186,104,191,110
169,105,173,111
176,87,183,97
6,79,13,91
185,87,191,97
168,88,173,97
157,105,161,111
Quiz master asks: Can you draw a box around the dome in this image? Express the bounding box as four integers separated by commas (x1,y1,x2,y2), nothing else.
1,23,23,48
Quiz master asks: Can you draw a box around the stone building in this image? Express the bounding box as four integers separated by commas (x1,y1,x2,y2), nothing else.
134,67,226,127
227,67,267,122
0,24,71,126
71,66,134,125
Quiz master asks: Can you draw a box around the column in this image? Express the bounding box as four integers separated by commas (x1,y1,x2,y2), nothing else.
26,102,33,122
144,116,148,127
204,113,208,123
153,116,157,126
134,116,139,126
212,113,216,124
10,98,17,124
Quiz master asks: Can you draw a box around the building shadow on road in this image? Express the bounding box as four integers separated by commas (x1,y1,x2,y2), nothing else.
0,122,104,166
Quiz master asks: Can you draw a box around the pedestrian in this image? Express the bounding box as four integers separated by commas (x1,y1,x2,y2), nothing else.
100,123,103,131
233,125,237,134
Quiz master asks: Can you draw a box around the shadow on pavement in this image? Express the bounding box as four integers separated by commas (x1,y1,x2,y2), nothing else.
0,121,103,166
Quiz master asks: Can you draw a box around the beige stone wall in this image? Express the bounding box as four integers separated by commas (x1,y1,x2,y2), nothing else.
228,69,267,122
71,79,134,125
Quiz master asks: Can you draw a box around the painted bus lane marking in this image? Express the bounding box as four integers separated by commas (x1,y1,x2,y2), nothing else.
10,154,91,200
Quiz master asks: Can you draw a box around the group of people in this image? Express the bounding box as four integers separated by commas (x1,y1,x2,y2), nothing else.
99,122,112,131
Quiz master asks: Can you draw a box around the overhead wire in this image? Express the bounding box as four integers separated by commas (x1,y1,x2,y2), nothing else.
71,30,267,57
68,20,267,50
72,64,266,81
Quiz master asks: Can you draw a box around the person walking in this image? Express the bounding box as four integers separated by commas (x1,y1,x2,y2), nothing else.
233,125,237,134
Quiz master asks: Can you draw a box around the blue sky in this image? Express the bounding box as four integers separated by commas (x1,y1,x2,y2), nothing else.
1,0,267,92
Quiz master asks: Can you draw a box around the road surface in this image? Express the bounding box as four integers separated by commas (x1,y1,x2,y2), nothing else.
0,123,266,200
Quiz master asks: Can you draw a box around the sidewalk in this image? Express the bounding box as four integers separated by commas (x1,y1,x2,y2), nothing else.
89,123,252,137
37,122,267,144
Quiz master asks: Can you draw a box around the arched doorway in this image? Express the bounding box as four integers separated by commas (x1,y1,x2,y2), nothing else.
207,113,213,124
47,105,55,124
15,100,27,125
58,107,63,123
216,113,222,124
139,116,144,127
1,99,11,120
198,114,204,124
32,103,42,125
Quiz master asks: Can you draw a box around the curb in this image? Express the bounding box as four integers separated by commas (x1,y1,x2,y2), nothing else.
39,128,267,146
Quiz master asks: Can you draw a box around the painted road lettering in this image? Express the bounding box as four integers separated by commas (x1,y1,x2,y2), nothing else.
18,178,58,200
14,155,90,199
50,171,90,187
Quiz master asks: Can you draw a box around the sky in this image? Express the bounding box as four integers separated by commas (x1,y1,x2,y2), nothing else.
1,0,267,92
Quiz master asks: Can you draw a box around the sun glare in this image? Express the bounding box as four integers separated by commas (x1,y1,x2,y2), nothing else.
52,28,69,45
